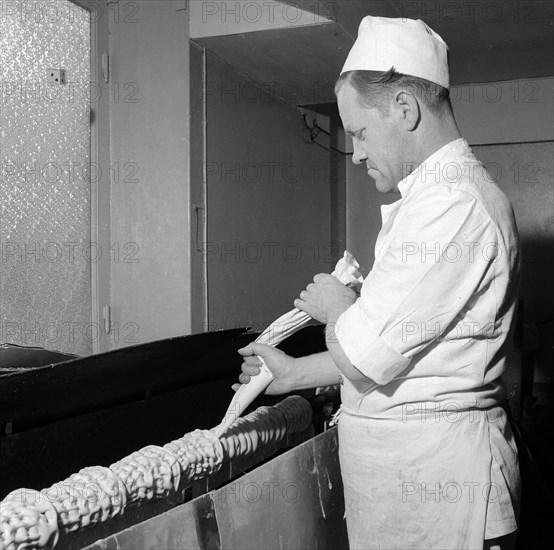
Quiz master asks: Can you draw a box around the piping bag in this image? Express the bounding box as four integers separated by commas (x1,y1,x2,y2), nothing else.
213,251,364,438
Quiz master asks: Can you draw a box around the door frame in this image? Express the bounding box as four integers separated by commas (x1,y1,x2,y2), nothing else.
70,0,111,353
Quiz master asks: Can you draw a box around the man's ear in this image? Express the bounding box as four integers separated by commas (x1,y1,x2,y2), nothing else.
393,90,420,131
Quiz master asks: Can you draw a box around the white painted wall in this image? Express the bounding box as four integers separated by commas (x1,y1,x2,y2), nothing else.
205,54,332,333
451,78,554,145
109,1,192,348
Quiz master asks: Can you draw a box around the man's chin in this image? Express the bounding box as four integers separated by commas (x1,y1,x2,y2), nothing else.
374,177,395,194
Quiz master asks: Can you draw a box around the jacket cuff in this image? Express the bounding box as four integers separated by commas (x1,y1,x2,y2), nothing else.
334,301,411,385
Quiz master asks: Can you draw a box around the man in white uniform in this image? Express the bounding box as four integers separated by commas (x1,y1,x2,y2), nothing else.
236,16,520,550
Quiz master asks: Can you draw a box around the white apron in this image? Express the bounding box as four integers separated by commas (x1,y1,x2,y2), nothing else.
338,405,519,550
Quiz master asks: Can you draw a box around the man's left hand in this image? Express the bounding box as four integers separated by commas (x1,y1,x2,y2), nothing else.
294,273,358,324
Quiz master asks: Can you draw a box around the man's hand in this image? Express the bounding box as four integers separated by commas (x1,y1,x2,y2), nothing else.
294,273,358,324
233,342,295,395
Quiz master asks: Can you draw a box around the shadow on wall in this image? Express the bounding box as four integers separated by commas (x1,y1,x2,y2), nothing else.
474,142,554,383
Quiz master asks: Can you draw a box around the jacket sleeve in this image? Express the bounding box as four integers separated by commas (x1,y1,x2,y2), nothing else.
333,186,499,385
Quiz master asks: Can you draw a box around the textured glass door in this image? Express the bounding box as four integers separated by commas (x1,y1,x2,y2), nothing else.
1,0,92,356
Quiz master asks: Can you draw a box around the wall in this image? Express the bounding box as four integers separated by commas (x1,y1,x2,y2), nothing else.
103,1,335,347
204,53,332,332
109,1,192,348
451,78,553,145
471,142,553,322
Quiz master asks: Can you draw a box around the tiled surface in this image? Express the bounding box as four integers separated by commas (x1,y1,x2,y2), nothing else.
0,0,92,355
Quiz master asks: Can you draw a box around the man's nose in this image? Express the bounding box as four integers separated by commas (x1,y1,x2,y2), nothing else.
351,141,367,165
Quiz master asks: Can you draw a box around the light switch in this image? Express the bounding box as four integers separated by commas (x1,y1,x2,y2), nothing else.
47,69,66,85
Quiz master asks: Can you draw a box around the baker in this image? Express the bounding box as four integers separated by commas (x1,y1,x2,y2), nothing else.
235,16,520,550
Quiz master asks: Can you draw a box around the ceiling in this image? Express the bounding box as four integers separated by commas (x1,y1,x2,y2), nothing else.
192,0,554,105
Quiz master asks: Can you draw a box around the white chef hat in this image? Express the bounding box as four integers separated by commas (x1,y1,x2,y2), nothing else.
341,16,450,90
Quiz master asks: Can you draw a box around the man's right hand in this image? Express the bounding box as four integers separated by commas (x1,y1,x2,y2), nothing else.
233,342,295,395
